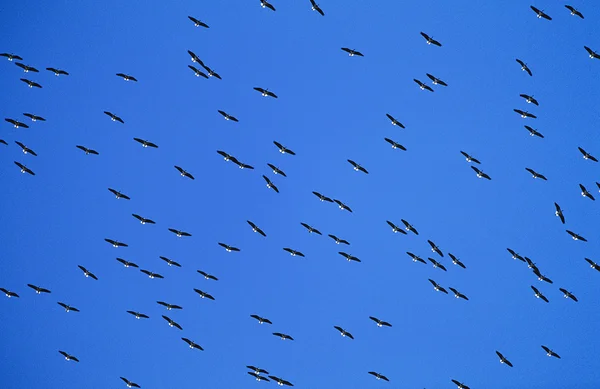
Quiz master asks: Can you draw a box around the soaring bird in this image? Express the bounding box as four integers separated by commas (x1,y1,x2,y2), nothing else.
104,111,124,123
449,253,466,269
514,109,537,119
263,175,280,193
554,203,565,224
116,258,139,268
23,113,45,122
578,147,598,162
428,279,448,294
585,258,600,272
428,257,447,271
15,63,39,73
108,188,131,200
162,315,183,330
414,79,434,92
520,94,539,105
0,139,6,146
159,256,181,267
384,138,406,150
449,287,469,300
6,118,29,128
401,219,418,235
194,288,215,300
566,230,586,242
347,159,368,174
76,145,99,155
188,50,202,64
385,113,405,128
116,73,138,82
580,184,595,200
57,302,80,312
341,47,364,57
451,379,471,389
0,288,19,298
251,314,273,324
427,240,443,257
157,301,182,310
300,222,322,235
188,65,208,78
541,345,561,359
328,234,350,245
168,228,191,238
406,252,426,264
197,270,218,281
531,285,549,302
267,163,287,177
584,46,600,60
460,151,481,164
273,141,295,155
120,377,141,388
247,220,267,237
1,53,23,61
46,67,69,76
254,87,278,98
524,125,544,138
188,16,209,28
247,366,270,375
338,252,360,262
260,0,276,11
268,376,293,386
565,5,584,18
333,326,354,339
420,32,442,46
333,199,352,212
20,78,42,88
199,62,222,79
471,166,491,180
272,332,294,340
182,338,204,350
218,110,238,122
140,270,164,279
368,372,390,381
313,191,334,202
126,311,149,319
507,248,525,262
219,243,240,252
27,284,51,294
14,162,35,175
530,6,552,20
496,351,513,367
369,316,392,327
426,73,448,86
59,351,79,362
283,248,305,257
559,288,578,302
533,268,553,284
516,59,532,76
525,168,547,180
387,220,407,235
248,372,270,382
78,265,98,280
132,214,155,225
134,138,158,148
309,0,325,15
15,141,37,156
174,165,195,180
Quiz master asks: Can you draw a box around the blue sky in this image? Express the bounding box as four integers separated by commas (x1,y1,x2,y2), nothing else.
1,0,600,388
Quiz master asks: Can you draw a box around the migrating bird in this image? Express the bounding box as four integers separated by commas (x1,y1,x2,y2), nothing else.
168,228,191,238
251,314,273,324
541,345,561,359
218,243,240,252
268,376,293,387
426,73,448,86
272,332,294,341
341,47,364,57
584,46,600,60
78,265,98,280
59,351,79,362
414,79,434,92
580,184,595,200
313,191,334,203
283,248,305,257
15,63,39,73
247,366,269,376
520,94,539,105
449,287,469,300
525,167,547,180
401,219,418,235
333,326,354,339
559,288,578,302
140,269,164,279
420,32,442,46
57,302,79,312
27,284,51,294
533,268,553,284
23,113,45,122
188,16,209,28
157,301,182,310
116,258,139,268
554,203,565,224
248,372,270,382
15,141,37,156
188,65,208,78
182,338,204,350
197,270,218,281
384,137,406,150
174,165,195,180
531,6,552,20
273,141,295,155
578,147,598,162
514,109,537,119
471,166,491,180
104,111,124,123
387,221,407,235
14,162,35,175
385,113,405,128
1,53,23,61
428,257,447,271
531,285,549,302
428,279,448,294
126,311,149,319
0,288,19,298
449,253,466,269
300,222,322,235
496,351,514,367
347,159,369,174
46,67,69,76
254,87,278,98
451,379,470,389
217,150,240,165
338,252,360,262
162,315,183,330
20,78,42,88
120,377,141,388
524,125,544,138
159,256,182,267
585,258,600,272
368,372,389,382
5,118,29,128
460,151,481,164
369,316,392,327
406,252,427,264
108,188,131,200
263,175,280,193
309,0,325,16
194,289,215,300
328,234,350,245
116,73,137,82
516,59,532,76
247,220,267,237
333,199,352,212
565,5,584,18
199,62,221,79
134,138,158,148
427,240,444,257
132,214,155,225
218,110,238,122
76,145,99,155
267,163,286,177
566,230,586,242
188,50,202,64
260,0,276,11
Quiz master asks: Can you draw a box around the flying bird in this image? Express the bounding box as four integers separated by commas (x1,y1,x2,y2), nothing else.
368,372,389,381
267,163,287,177
449,287,469,300
283,248,305,257
46,67,69,76
174,165,195,180
530,6,552,20
460,151,481,164
558,288,577,302
566,230,586,242
384,137,406,150
14,162,35,175
20,78,42,88
120,377,141,388
199,62,222,79
565,5,584,18
520,94,539,105
273,141,295,155
449,253,466,269
157,301,183,310
496,351,513,367
524,125,544,138
59,351,79,362
140,269,164,279
428,257,447,271
219,243,240,252
23,113,45,122
126,311,149,319
514,109,537,119
162,315,183,330
516,59,532,76
104,111,124,123
57,302,79,312
426,73,448,86
333,326,354,339
197,270,218,281
406,252,427,264
0,139,6,146
385,113,405,128
339,252,360,262
248,372,270,382
15,141,37,156
188,16,209,28
272,332,294,340
369,316,392,327
313,191,334,202
585,258,600,272
116,73,138,82
108,188,131,200
578,147,598,162
541,345,561,359
263,175,280,193
78,265,98,280
414,79,434,92
580,184,595,200
347,159,368,174
247,220,267,237
328,234,350,245
300,222,322,235
584,46,600,60
159,256,181,267
132,214,155,224
1,288,19,298
254,87,278,98
531,285,549,302
451,379,471,389
427,240,444,257
6,118,29,128
193,288,215,300
76,145,99,155
251,315,273,324
387,220,407,234
420,32,442,46
554,203,565,224
134,138,158,148
116,258,138,268
525,167,547,180
188,50,202,64
1,53,23,61
260,0,276,11
182,338,204,350
400,219,418,235
218,110,238,122
27,284,51,294
310,0,325,15
333,199,352,212
428,279,448,294
268,376,293,386
168,228,191,238
471,166,491,180
15,63,39,73
188,65,208,78
247,366,270,375
341,48,364,57
533,268,553,284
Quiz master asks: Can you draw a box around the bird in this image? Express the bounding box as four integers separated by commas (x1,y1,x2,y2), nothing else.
104,111,124,123
309,0,325,16
530,6,552,20
341,47,364,57
194,289,215,300
133,138,158,148
188,65,208,78
406,252,427,264
132,214,155,225
283,248,305,257
59,351,79,362
428,257,447,271
427,240,444,257
541,345,561,359
525,257,539,274
199,62,222,79
516,59,532,76
27,284,51,294
387,221,407,235
5,118,29,128
449,253,466,269
333,199,352,212
116,258,138,268
584,46,600,60
566,230,586,242
420,32,442,46
174,165,195,180
23,113,45,122
531,285,549,302
217,150,240,165
0,139,6,146
251,315,273,324
78,265,98,280
414,79,434,92
313,191,334,202
15,63,39,73
333,326,354,339
58,302,80,312
197,270,218,281
157,301,183,310
471,166,491,180
20,78,42,88
1,53,23,61
108,188,131,200
368,372,390,381
428,279,448,294
15,141,37,156
0,288,19,298
554,203,565,224
247,366,270,375
524,125,544,138
369,316,392,327
267,163,287,177
496,351,514,367
460,151,481,164
384,137,407,150
400,219,418,235
565,5,584,18
168,228,191,238
188,16,209,28
525,168,547,180
218,110,238,122
328,234,350,245
385,113,405,128
268,376,293,386
76,145,99,155
219,243,240,252
159,256,181,267
272,332,294,340
116,73,138,81
347,159,369,174
46,67,69,76
188,50,202,64
254,87,278,98
263,175,280,193
14,162,35,175
449,287,469,300
300,222,322,235
273,141,295,155
451,379,471,389
339,252,360,262
247,220,267,237
126,311,149,319
140,269,164,279
260,0,276,11
578,147,598,162
248,372,270,382
514,109,537,119
559,288,578,302
580,184,595,200
585,258,600,272
162,315,183,330
520,94,539,105
120,377,141,388
426,73,448,86
533,268,553,284
182,338,204,350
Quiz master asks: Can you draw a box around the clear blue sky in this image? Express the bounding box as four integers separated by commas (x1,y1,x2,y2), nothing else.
1,1,600,388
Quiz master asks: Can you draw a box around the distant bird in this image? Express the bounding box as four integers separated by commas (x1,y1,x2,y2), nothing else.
333,326,354,339
159,256,182,267
268,376,293,386
15,141,37,156
449,287,469,300
283,248,305,257
267,163,287,177
116,258,138,268
585,258,600,272
313,191,334,202
188,16,209,28
0,139,6,145
263,175,280,193
533,268,553,284
174,165,195,180
514,109,537,119
559,288,578,302
347,159,368,174
451,379,471,389
120,377,141,388
300,222,322,235
428,279,448,294
520,94,539,106
108,188,131,200
328,234,350,245
385,113,405,128
219,243,240,252
217,150,240,165
368,372,389,382
134,138,158,148
5,118,29,128
471,166,491,180
1,53,22,61
162,315,183,330
496,351,513,367
14,162,35,175
554,203,565,224
0,288,19,298
20,78,42,88
76,145,99,155
580,184,595,200
414,79,434,92
254,87,278,98
333,199,352,212
384,137,406,150
182,338,204,350
260,0,276,11
427,240,443,257
338,252,360,262
188,50,202,64
23,113,45,122
578,147,598,162
565,5,584,18
387,220,407,235
15,63,39,73
272,332,294,340
247,220,267,237
530,6,552,20
251,314,273,324
46,67,69,76
428,257,447,271
248,372,270,382
126,311,149,319
116,73,137,82
168,228,191,238
218,110,238,122
188,65,208,78
309,0,325,15
27,284,51,294
400,219,418,235
78,265,98,280
199,62,222,79
273,141,295,155
157,301,182,310
584,46,600,60
449,253,466,269
104,111,124,123
566,230,586,242
341,47,364,57
132,214,155,225
420,32,442,46
525,257,539,273
516,59,532,76
369,316,392,327
193,288,215,300
247,366,270,375
524,125,544,138
525,168,547,180
541,345,561,359
197,270,218,281
426,73,448,86
460,151,481,164
406,252,427,264
141,269,164,279
531,285,549,302
58,302,79,312
59,351,79,362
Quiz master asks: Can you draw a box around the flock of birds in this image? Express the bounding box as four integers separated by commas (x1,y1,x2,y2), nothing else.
2,2,600,388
